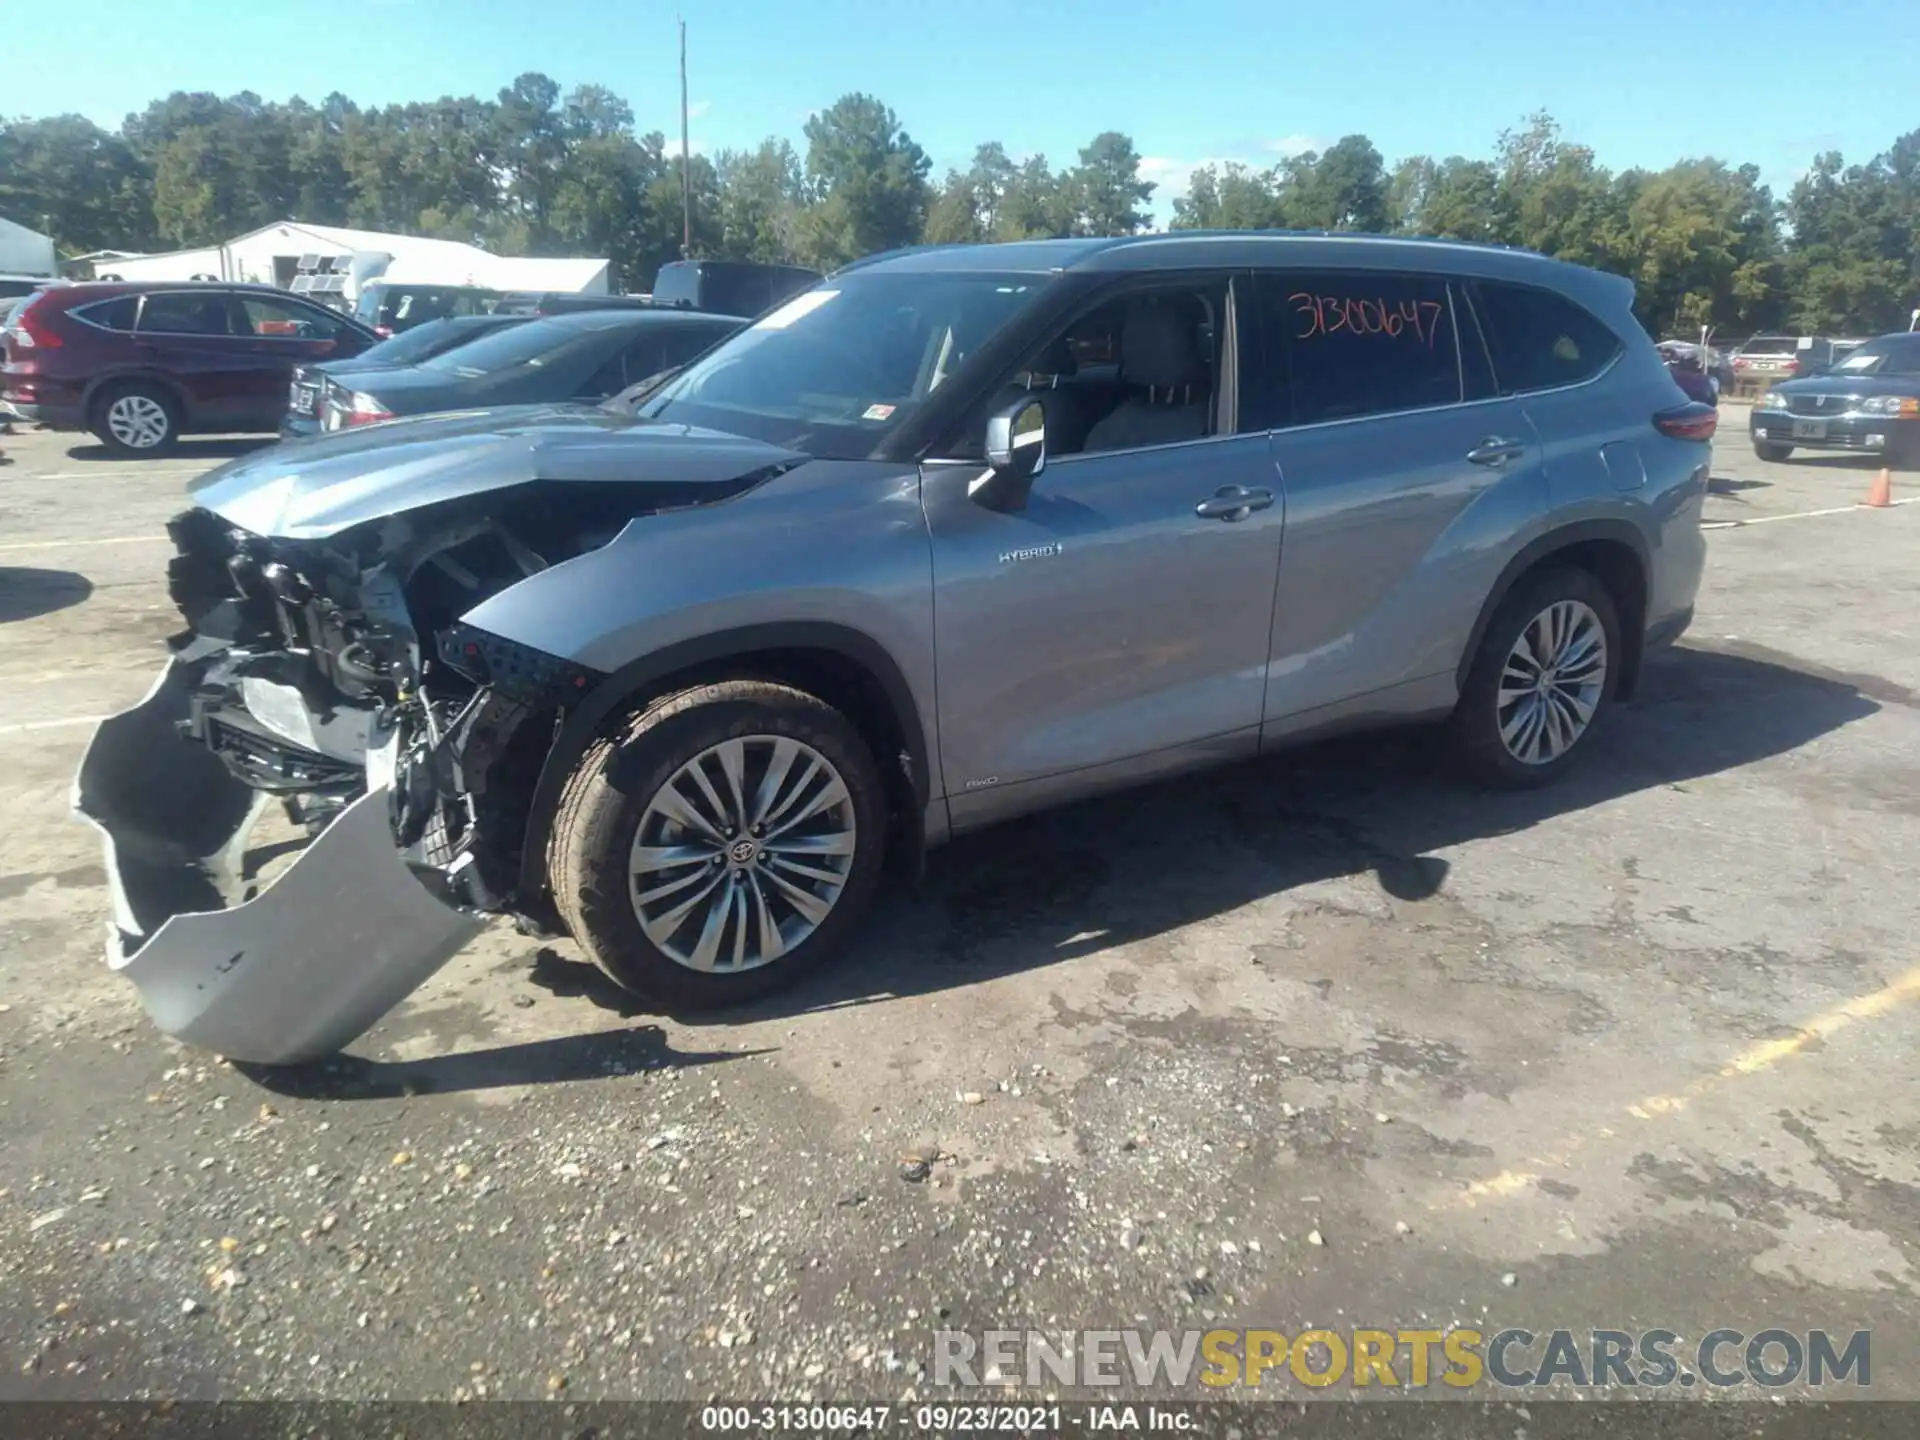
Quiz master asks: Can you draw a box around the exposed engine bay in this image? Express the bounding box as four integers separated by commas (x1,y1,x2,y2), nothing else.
159,483,642,921
70,407,815,1065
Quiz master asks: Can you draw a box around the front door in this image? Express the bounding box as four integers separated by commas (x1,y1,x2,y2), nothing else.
225,294,357,429
923,274,1284,830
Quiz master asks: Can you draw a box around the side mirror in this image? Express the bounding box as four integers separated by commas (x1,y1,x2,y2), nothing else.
971,396,1047,513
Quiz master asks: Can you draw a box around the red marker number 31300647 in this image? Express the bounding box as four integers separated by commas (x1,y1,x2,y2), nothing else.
1290,292,1445,349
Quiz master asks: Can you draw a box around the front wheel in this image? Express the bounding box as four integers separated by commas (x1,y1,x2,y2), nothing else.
92,382,180,457
1754,441,1793,462
1451,567,1622,789
547,680,889,1011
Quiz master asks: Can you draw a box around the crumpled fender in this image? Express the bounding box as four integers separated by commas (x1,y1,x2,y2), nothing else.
72,658,484,1066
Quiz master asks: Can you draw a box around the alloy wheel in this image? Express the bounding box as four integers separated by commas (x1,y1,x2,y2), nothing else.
627,735,858,973
1497,599,1608,766
106,394,171,450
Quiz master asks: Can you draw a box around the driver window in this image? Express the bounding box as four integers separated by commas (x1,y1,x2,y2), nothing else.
959,280,1227,461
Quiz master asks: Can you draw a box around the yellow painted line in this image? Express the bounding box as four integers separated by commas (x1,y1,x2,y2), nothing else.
0,534,166,553
1447,965,1920,1209
1720,968,1920,1075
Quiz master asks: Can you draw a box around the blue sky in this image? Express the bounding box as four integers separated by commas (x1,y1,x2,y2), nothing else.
14,0,1916,225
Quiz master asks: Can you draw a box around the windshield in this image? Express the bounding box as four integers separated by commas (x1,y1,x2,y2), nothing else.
636,271,1054,458
1740,337,1802,357
420,317,577,376
1831,338,1920,376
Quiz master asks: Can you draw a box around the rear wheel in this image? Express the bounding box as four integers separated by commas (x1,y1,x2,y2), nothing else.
1754,441,1793,463
1451,567,1622,789
92,382,180,457
547,680,889,1011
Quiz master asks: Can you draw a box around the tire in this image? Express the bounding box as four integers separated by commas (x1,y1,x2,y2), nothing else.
547,680,889,1011
1754,441,1793,463
1451,566,1623,790
91,381,180,457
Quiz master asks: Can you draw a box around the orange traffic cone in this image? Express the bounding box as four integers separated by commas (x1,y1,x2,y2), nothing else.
1864,467,1893,508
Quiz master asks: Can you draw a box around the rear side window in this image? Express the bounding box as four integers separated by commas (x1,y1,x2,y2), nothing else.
137,292,234,336
73,297,139,332
1250,270,1464,429
577,333,666,399
660,322,729,368
1468,280,1623,395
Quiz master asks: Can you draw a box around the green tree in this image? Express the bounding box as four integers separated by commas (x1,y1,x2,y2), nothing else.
1617,160,1781,334
1169,162,1282,230
487,72,569,247
1069,131,1155,236
715,139,806,263
1276,135,1390,231
0,115,155,254
644,149,724,277
798,93,931,266
1388,155,1501,241
924,171,986,244
1490,112,1627,268
994,154,1075,240
1781,140,1918,334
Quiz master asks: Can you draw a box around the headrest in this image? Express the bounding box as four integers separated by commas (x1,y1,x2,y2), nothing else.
1119,298,1204,390
1028,335,1078,379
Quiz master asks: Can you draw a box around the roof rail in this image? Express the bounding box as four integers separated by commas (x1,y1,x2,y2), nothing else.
828,243,971,278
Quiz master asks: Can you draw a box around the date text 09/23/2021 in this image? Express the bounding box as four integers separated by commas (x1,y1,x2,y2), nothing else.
699,1405,1178,1433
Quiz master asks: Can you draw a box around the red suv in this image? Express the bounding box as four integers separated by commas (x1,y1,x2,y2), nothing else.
2,282,379,456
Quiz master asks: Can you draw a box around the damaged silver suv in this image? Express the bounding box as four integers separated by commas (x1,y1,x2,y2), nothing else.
76,234,1715,1064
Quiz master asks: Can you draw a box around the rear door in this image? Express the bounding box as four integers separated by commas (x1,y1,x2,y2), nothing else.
1249,269,1544,734
226,294,362,429
131,290,254,430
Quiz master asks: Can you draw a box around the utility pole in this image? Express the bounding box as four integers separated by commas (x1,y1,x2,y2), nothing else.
679,15,693,257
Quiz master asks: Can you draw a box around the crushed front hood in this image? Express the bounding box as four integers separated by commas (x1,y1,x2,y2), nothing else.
189,412,808,540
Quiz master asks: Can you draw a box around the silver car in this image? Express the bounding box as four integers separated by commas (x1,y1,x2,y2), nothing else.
75,234,1715,1064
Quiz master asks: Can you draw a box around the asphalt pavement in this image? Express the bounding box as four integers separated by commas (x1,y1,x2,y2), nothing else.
2,414,1918,1415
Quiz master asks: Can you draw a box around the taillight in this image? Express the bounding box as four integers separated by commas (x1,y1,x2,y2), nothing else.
342,391,395,427
10,300,64,349
1782,358,1799,373
1654,402,1717,442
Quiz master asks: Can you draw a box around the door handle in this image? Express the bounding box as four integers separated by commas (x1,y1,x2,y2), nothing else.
1195,485,1275,521
1467,436,1527,466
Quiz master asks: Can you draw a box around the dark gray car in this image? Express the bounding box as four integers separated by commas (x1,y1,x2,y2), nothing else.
74,233,1713,1064
1748,331,1920,465
280,312,533,440
316,309,740,431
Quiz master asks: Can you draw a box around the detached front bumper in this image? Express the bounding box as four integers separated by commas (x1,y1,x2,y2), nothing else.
73,659,484,1066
